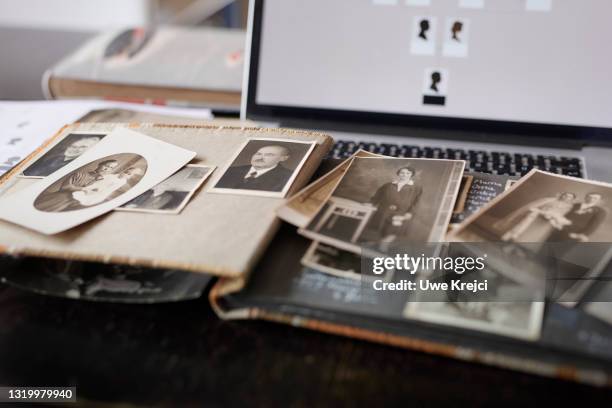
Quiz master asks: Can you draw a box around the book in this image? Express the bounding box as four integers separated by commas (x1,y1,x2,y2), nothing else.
209,160,612,388
43,26,244,109
0,123,333,278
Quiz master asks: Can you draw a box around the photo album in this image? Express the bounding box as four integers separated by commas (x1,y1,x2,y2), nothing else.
2,124,612,386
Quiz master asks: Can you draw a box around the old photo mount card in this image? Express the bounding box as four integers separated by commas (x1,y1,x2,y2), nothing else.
450,170,612,306
0,127,195,235
210,137,317,198
404,297,545,341
117,164,216,215
299,156,465,255
277,149,383,228
20,131,107,178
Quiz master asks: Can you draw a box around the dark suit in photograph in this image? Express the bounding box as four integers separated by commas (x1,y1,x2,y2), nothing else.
368,182,422,237
549,204,607,241
216,164,293,192
125,189,188,210
24,155,73,177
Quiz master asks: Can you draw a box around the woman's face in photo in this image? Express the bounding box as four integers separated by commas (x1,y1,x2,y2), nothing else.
397,168,413,181
559,192,575,203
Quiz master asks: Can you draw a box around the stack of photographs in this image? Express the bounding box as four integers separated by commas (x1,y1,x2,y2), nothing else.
279,152,612,342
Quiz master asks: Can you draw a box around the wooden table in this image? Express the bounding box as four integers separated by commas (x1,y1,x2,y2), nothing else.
1,282,611,406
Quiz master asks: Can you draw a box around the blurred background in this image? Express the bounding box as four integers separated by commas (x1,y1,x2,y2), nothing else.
0,0,248,100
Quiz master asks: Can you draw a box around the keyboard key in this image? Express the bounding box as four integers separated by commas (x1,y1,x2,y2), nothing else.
329,140,584,178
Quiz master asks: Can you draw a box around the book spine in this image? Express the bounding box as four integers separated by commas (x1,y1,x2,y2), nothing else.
41,69,55,100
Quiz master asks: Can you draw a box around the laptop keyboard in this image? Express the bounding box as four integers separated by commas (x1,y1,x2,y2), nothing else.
331,140,585,178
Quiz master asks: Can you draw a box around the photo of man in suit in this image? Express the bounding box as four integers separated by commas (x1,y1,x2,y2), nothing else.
549,192,607,242
22,133,105,177
212,139,316,197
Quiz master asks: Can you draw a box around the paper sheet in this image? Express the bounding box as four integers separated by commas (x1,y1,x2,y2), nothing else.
0,100,212,177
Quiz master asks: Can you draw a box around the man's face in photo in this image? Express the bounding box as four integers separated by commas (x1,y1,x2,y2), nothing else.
250,145,289,169
64,137,101,160
586,193,602,205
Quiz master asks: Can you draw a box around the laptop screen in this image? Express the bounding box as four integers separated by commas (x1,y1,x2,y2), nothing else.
247,0,612,134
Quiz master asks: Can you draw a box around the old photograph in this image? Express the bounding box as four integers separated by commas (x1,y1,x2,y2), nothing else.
302,241,363,280
302,241,394,282
404,269,545,341
210,138,317,197
300,156,465,254
277,149,381,228
118,164,215,214
1,258,212,303
0,127,195,235
21,132,106,178
451,170,612,244
451,170,612,306
35,153,147,212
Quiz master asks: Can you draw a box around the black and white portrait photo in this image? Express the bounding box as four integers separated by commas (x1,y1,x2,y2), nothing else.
119,164,215,214
34,153,147,213
21,133,105,177
211,138,316,197
451,171,612,306
0,127,195,235
301,157,465,254
404,267,545,341
453,171,611,243
301,242,363,280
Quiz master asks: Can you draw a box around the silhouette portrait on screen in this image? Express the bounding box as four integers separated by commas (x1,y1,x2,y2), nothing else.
430,71,442,93
419,19,430,40
451,21,463,42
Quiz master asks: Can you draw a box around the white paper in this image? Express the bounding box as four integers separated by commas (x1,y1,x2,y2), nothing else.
0,127,195,235
0,100,212,177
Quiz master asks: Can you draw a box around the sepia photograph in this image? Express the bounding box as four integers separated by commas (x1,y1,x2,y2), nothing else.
0,127,195,235
451,170,612,306
301,241,394,282
404,268,545,341
34,153,147,212
1,258,212,304
451,170,612,244
300,156,465,254
21,132,106,177
210,138,317,197
277,149,381,228
301,241,363,280
118,164,215,214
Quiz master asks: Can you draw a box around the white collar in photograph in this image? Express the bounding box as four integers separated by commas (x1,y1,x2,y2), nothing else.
392,180,414,189
245,164,278,179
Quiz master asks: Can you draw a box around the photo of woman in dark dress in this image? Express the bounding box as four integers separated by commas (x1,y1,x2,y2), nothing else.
368,166,422,246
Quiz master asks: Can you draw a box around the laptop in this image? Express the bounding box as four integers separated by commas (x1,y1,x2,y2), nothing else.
241,0,612,183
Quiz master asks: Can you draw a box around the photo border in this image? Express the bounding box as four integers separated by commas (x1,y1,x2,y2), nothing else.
209,137,317,198
115,164,216,215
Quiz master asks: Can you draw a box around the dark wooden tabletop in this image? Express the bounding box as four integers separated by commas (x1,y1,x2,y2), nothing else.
1,282,611,407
